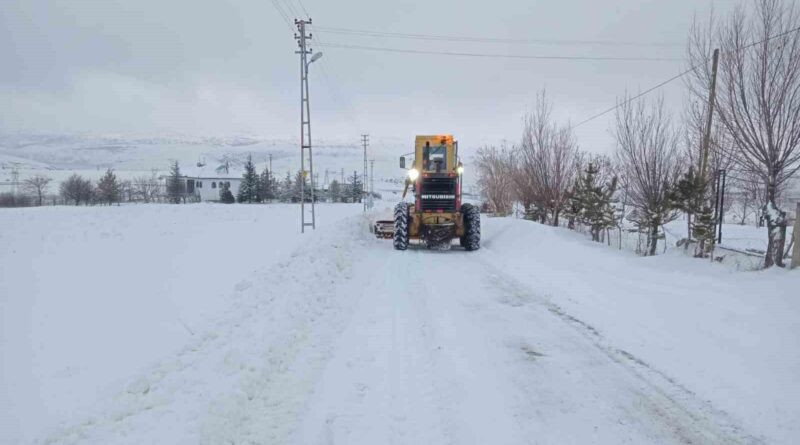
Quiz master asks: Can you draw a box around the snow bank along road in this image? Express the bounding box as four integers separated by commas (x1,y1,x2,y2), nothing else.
3,206,796,444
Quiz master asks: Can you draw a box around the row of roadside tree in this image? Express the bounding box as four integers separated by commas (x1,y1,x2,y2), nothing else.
475,0,799,268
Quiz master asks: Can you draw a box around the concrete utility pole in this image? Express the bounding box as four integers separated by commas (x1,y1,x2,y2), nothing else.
369,159,375,209
361,134,369,212
295,18,323,233
699,48,720,182
791,203,800,269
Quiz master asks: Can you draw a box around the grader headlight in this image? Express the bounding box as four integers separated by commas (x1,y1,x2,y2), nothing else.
408,168,420,181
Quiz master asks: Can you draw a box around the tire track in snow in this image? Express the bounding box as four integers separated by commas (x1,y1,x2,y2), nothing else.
294,240,453,444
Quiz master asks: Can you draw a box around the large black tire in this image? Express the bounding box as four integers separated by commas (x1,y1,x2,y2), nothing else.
461,203,481,251
393,202,409,250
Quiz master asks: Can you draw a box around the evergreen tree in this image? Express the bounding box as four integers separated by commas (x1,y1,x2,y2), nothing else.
219,182,235,203
667,166,714,255
237,155,260,203
568,163,618,242
328,179,341,203
668,167,706,239
96,168,121,205
692,205,715,256
166,161,185,204
259,166,276,202
293,170,310,202
278,171,294,202
349,171,363,203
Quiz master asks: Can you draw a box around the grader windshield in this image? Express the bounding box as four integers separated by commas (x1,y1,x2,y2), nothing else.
417,135,455,173
423,141,447,171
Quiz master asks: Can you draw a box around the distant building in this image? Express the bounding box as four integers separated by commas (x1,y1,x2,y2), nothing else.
164,163,243,202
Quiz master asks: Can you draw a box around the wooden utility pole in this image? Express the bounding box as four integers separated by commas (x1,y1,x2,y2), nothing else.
699,48,720,182
791,202,800,269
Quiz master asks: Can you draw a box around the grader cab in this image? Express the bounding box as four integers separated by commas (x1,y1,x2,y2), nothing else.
380,135,480,251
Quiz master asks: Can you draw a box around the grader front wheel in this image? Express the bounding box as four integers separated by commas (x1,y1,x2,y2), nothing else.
393,202,409,250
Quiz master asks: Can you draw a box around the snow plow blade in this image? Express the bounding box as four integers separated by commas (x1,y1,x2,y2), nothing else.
373,220,394,239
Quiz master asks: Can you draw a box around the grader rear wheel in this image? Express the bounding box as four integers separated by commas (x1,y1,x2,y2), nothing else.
461,203,481,251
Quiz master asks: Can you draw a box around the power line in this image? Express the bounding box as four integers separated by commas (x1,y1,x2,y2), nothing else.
313,26,685,48
316,42,682,62
280,0,301,20
573,67,694,127
295,0,311,18
573,24,800,129
306,24,361,131
277,1,362,138
269,0,294,32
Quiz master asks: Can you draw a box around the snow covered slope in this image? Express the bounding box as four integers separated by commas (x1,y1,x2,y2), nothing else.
2,204,797,444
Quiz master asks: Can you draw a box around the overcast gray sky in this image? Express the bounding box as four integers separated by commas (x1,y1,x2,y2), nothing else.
0,0,738,153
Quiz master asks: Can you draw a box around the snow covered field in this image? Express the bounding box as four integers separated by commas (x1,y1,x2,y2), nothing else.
1,203,798,444
0,203,363,443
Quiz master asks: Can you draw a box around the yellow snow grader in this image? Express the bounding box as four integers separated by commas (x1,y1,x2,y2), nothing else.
375,135,480,251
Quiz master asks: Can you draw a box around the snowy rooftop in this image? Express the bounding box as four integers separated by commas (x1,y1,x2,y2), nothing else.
182,164,243,179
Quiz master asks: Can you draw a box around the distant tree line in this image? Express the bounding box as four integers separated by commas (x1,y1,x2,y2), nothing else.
1,168,165,208
2,155,370,208
215,155,366,204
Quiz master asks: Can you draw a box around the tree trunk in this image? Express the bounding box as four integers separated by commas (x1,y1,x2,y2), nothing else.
648,223,659,256
552,209,560,227
763,186,787,268
775,224,787,268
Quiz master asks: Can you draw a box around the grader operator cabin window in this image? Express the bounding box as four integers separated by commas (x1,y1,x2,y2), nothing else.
423,141,447,172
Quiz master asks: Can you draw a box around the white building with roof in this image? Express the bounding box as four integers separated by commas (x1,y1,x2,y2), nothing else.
173,163,243,202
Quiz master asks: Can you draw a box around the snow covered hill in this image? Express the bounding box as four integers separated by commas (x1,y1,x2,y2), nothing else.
2,202,797,444
0,133,481,195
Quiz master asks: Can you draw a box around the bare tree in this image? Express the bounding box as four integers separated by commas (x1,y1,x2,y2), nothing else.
22,174,52,206
475,144,515,215
518,89,581,226
730,171,765,225
60,174,93,206
614,95,683,256
133,170,161,203
712,0,800,267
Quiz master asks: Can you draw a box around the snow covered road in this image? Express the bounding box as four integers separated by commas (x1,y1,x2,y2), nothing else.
295,221,755,444
5,206,794,444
